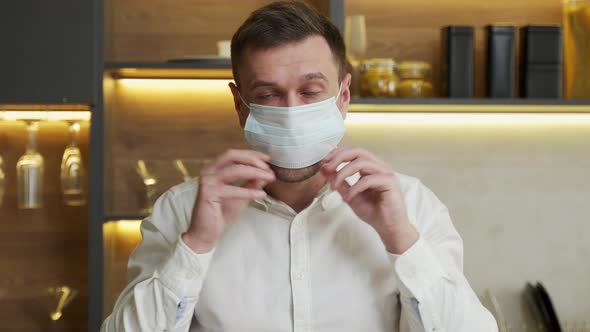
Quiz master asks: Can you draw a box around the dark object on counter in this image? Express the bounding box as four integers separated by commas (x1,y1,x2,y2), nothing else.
520,26,563,98
524,282,550,332
536,282,562,332
524,282,562,332
486,25,516,98
441,26,475,98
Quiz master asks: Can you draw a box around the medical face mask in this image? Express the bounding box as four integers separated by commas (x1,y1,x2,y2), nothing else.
240,84,346,169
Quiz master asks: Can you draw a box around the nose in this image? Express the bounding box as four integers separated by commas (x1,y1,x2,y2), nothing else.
285,91,305,108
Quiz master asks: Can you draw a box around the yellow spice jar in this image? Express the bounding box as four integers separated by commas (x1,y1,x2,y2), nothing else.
360,58,399,97
397,61,433,98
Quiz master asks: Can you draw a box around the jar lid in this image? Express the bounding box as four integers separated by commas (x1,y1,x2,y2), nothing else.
398,61,430,70
360,58,397,70
397,61,431,78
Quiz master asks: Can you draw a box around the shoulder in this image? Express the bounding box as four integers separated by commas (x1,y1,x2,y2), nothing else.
145,179,199,242
166,178,199,201
162,178,200,222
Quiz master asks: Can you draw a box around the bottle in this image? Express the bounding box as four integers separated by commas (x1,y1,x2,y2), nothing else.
563,0,590,99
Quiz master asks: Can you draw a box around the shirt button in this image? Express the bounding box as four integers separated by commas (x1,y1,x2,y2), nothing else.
293,271,305,280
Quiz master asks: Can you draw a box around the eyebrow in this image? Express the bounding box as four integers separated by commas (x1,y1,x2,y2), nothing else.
301,72,328,82
248,72,329,90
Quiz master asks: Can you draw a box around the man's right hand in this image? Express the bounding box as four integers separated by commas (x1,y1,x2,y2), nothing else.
181,149,275,253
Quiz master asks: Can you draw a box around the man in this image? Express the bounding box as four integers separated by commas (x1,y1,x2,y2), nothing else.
102,2,497,331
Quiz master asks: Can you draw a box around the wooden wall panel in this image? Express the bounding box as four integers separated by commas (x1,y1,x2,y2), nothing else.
106,0,331,62
345,0,562,97
0,121,89,331
107,0,562,95
104,79,247,216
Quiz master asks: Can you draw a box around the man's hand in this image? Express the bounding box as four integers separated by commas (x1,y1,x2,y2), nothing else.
321,147,419,254
182,149,275,253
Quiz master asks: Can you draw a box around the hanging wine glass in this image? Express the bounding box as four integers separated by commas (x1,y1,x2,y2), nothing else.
345,15,367,63
61,121,86,206
345,15,367,98
0,155,5,207
17,121,44,209
173,159,192,182
136,160,158,214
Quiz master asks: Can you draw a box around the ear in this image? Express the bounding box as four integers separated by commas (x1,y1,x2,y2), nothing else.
338,73,352,120
229,82,249,128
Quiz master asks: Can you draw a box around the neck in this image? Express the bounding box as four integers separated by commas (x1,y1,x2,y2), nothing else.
264,171,328,213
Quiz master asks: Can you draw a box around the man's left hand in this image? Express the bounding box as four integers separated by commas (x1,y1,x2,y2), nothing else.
321,147,419,254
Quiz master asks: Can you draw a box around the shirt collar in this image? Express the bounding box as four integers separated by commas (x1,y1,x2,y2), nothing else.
250,171,361,217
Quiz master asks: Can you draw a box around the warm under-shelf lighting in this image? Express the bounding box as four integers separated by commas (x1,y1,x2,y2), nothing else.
104,220,143,258
116,78,233,93
0,110,91,122
115,78,236,97
110,68,233,80
104,220,142,233
346,112,590,126
348,103,590,113
0,104,90,111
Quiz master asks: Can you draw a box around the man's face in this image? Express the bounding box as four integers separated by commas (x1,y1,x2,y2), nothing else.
230,35,351,183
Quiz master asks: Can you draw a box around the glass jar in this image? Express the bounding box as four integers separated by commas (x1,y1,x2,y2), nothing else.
397,61,434,98
563,0,590,99
360,58,399,97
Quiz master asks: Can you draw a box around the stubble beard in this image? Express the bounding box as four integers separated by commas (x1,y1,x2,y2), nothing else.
270,161,322,183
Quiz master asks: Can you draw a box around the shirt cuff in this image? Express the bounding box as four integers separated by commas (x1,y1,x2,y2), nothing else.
157,235,215,298
388,236,450,301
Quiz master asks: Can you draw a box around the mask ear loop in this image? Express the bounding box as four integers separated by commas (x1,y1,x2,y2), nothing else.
236,89,251,110
335,82,343,103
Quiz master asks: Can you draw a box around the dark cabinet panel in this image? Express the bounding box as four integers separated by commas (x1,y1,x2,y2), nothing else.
0,0,98,104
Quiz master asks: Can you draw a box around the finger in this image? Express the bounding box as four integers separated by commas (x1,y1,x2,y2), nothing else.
345,174,391,202
211,149,271,172
329,159,384,190
333,177,351,201
323,147,377,172
324,146,345,161
217,184,267,200
242,179,269,191
217,164,275,184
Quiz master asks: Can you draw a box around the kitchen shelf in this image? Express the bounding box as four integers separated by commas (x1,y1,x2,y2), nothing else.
105,60,233,79
104,214,148,222
349,98,590,113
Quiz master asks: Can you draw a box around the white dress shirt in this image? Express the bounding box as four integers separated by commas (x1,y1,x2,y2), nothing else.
101,172,498,332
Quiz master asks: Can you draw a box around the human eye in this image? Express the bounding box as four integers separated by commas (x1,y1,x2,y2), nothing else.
258,93,277,100
253,89,281,103
302,91,321,97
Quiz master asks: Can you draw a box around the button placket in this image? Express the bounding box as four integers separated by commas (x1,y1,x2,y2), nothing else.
290,211,312,332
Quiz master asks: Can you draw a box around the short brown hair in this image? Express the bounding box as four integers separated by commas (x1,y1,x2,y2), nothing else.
231,1,346,87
